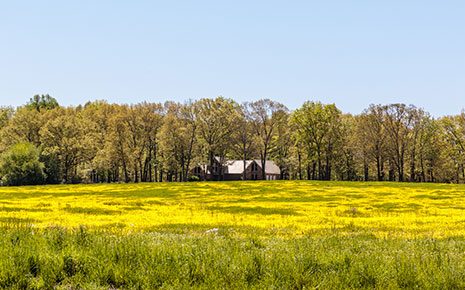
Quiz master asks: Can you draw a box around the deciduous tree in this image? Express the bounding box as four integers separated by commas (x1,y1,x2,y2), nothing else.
249,99,288,180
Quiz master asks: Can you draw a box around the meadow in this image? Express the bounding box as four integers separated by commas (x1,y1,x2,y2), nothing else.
2,181,465,289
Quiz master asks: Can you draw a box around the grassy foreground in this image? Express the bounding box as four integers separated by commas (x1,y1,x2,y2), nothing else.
2,227,465,289
2,181,465,289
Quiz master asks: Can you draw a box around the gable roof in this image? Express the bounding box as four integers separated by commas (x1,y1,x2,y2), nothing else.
195,158,281,175
224,160,252,174
254,160,281,175
223,160,280,175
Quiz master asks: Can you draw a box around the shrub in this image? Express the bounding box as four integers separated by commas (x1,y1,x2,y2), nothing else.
188,175,200,182
0,142,46,186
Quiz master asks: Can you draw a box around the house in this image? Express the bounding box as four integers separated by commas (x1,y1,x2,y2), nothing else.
192,157,281,181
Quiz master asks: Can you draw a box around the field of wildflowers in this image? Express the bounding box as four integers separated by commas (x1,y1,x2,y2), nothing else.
1,180,465,238
2,181,465,289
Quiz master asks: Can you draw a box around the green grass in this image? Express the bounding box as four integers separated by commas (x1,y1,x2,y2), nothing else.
1,226,465,289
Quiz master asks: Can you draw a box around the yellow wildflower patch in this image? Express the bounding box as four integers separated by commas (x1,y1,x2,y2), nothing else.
1,181,464,238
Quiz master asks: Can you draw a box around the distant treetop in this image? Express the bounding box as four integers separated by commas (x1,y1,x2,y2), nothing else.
26,94,59,112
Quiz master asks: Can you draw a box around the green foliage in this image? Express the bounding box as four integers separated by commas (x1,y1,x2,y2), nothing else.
160,102,198,182
0,142,46,186
188,175,200,182
40,107,91,183
3,97,465,184
0,107,43,149
39,152,61,184
0,107,13,130
248,99,288,180
292,101,342,180
195,97,240,181
26,94,59,112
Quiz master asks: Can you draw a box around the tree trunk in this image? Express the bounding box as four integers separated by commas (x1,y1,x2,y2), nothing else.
388,159,395,182
261,151,267,180
209,150,215,181
456,166,460,184
398,155,404,182
139,160,144,182
462,164,465,184
376,155,382,181
410,147,416,182
243,153,247,181
122,160,129,183
429,158,434,182
420,155,426,182
219,162,224,181
364,161,369,181
307,163,311,180
185,130,196,183
312,163,316,180
326,155,331,181
181,159,186,182
134,165,139,183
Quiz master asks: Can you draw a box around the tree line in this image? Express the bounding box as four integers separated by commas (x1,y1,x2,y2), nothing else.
0,94,464,185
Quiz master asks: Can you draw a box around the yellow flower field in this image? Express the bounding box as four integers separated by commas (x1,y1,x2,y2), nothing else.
1,180,465,238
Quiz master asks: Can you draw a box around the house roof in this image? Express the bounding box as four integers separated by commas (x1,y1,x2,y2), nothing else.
224,160,252,174
196,158,281,175
254,160,281,175
224,160,280,175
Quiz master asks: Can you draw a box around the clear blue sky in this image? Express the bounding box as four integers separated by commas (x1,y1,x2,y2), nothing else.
0,1,463,116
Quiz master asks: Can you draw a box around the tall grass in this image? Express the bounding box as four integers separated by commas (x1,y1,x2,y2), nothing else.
1,225,465,289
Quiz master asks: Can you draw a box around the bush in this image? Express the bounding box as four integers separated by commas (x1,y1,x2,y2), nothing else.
0,142,46,186
188,175,200,182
